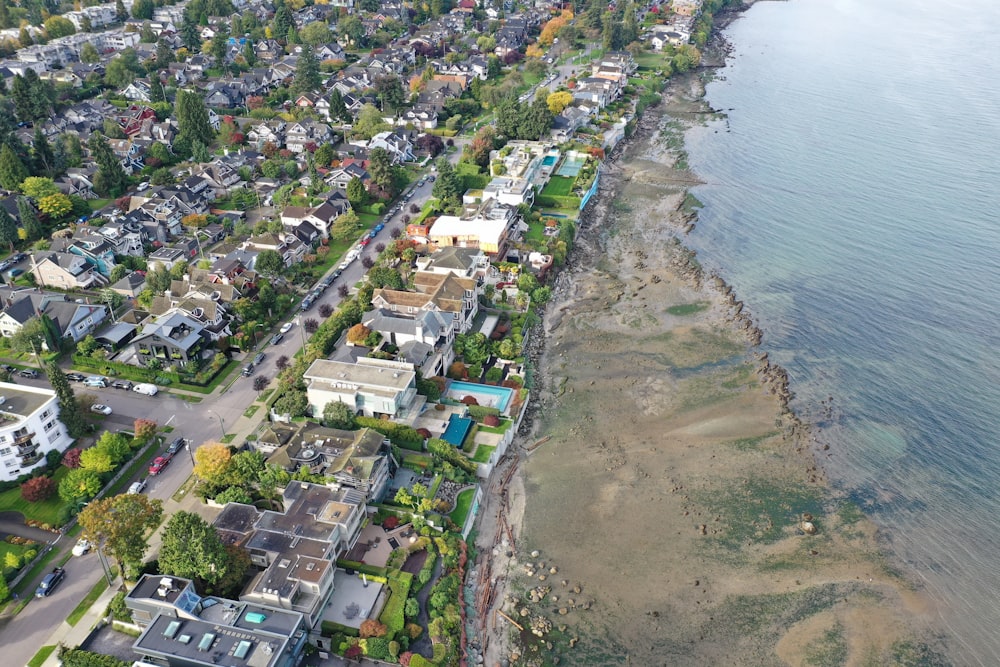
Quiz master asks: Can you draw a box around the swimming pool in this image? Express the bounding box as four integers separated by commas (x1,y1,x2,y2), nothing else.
441,414,474,446
542,154,559,167
447,381,514,412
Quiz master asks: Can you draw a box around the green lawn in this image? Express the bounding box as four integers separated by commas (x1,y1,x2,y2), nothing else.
525,221,546,245
450,488,475,527
541,176,576,197
26,646,56,667
67,576,110,626
1,541,36,580
0,467,70,526
87,198,112,213
471,444,496,463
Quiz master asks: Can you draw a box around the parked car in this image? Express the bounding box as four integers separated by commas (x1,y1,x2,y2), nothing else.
71,539,91,556
253,352,265,365
83,376,108,388
7,268,23,278
35,567,65,597
18,368,38,378
270,333,284,345
374,222,385,233
332,269,343,279
65,372,86,382
241,364,254,377
279,321,293,334
359,236,371,247
127,479,147,494
91,404,112,415
165,437,185,456
368,229,378,239
111,379,133,390
132,383,158,396
148,456,170,475
299,298,313,311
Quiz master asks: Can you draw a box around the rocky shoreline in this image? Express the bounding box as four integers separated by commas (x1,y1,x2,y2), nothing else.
469,46,946,666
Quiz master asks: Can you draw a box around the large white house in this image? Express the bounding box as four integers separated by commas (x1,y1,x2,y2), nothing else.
303,357,419,420
0,383,72,483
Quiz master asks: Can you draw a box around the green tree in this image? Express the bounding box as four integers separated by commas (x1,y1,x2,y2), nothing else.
132,0,154,19
80,41,100,63
373,74,405,113
88,133,129,197
323,400,356,429
346,176,367,207
0,144,28,190
331,210,362,241
432,158,462,209
10,317,46,364
338,15,364,46
45,361,89,438
328,88,348,123
0,206,16,250
115,0,128,22
210,23,229,64
17,197,43,242
79,447,114,473
367,147,395,194
158,511,239,587
176,89,215,148
30,129,55,177
58,468,102,505
108,264,130,284
79,494,163,580
273,388,308,418
43,15,76,38
104,55,136,88
300,22,331,46
155,39,174,67
291,43,320,95
255,249,283,277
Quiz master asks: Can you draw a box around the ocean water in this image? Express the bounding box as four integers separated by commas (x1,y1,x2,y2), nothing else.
684,0,1000,663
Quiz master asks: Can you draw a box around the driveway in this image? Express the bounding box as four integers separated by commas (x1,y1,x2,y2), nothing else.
0,511,56,543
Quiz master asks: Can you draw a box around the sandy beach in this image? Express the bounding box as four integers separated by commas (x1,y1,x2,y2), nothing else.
470,71,948,666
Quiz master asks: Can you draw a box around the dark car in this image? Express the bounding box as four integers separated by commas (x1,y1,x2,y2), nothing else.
111,379,133,390
18,368,38,378
253,352,265,365
148,456,170,475
165,437,185,456
35,567,65,598
65,372,86,382
300,298,313,311
270,333,284,345
332,269,343,279
242,364,254,377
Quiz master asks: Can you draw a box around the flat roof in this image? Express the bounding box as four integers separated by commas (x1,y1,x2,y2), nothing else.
304,359,415,392
0,382,56,420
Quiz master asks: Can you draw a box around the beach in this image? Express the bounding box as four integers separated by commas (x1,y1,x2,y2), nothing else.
470,69,948,666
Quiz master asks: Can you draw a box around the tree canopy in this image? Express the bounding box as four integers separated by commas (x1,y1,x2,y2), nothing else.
79,493,163,579
158,511,244,589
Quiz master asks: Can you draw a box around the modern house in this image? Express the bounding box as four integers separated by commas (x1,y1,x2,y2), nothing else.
129,311,208,367
303,357,420,421
361,307,456,377
0,382,73,483
29,252,109,290
371,271,480,335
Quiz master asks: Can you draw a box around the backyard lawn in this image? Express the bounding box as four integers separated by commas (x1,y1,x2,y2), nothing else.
471,444,496,463
541,176,576,197
450,488,475,527
0,467,70,526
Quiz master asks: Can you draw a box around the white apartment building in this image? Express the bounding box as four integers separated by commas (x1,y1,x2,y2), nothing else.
0,383,72,482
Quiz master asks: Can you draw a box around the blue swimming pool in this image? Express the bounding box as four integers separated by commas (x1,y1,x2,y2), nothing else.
542,154,559,167
441,414,474,447
447,381,513,412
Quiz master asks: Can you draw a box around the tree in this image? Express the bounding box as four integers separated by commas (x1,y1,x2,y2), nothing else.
115,0,128,21
253,375,269,392
159,511,238,587
79,494,163,579
346,176,368,207
368,265,404,289
89,133,129,197
31,128,55,177
104,55,137,88
373,74,405,113
353,103,390,140
45,361,89,438
132,0,154,19
80,41,99,63
0,206,17,250
323,400,356,429
368,147,396,194
432,158,462,209
547,90,573,114
210,23,229,64
300,22,332,46
328,89,348,123
292,43,321,95
331,210,363,241
37,193,73,221
43,15,76,39
272,0,293,38
175,89,215,149
338,15,364,45
58,468,102,505
415,133,444,158
193,441,232,484
79,447,114,474
62,448,82,469
0,144,28,191
255,249,284,277
273,388,308,417
21,476,56,502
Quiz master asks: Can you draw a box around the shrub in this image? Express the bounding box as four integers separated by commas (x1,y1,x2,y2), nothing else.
364,637,391,660
107,591,131,622
356,416,423,450
360,619,388,638
460,395,478,406
62,448,82,468
485,366,503,383
21,476,56,502
406,623,424,640
446,361,466,379
399,651,414,666
383,515,400,530
467,405,500,419
483,414,500,427
133,418,157,442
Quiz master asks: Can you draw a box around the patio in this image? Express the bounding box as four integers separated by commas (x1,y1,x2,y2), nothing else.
343,523,418,568
322,569,387,630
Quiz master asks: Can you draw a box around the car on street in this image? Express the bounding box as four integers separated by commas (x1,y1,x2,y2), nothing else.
253,352,265,365
270,333,284,345
132,383,158,396
368,229,378,239
127,479,147,494
332,269,343,279
359,236,371,247
429,175,436,182
279,321,293,334
299,298,313,311
65,372,85,382
90,404,112,415
241,364,254,377
35,567,65,597
374,222,385,233
7,268,23,278
111,379,133,390
71,539,92,556
165,437,185,456
148,456,170,475
83,376,108,388
18,368,38,378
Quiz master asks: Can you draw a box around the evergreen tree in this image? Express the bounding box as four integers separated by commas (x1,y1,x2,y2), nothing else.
241,40,256,67
210,23,229,64
291,43,320,95
329,88,348,122
18,27,32,48
155,38,173,67
176,89,215,148
272,0,293,38
80,41,99,63
181,15,201,50
17,197,43,242
0,1,9,30
88,133,129,197
0,206,17,250
45,361,88,438
149,77,166,104
0,144,28,191
115,0,128,22
10,74,33,123
368,147,395,194
31,127,55,177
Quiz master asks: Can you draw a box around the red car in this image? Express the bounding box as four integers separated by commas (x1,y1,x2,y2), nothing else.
359,236,371,247
148,456,170,476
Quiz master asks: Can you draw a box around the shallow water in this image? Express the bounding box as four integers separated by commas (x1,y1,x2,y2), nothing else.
686,0,1000,662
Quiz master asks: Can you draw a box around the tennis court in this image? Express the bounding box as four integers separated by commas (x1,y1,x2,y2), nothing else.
556,152,588,177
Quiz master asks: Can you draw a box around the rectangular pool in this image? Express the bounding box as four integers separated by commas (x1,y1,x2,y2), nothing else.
442,414,474,446
447,381,514,413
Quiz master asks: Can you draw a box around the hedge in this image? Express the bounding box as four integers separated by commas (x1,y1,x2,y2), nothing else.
467,405,500,420
337,559,388,577
535,193,582,209
378,571,413,637
409,655,437,667
72,354,183,384
59,648,130,667
321,620,360,638
355,416,424,450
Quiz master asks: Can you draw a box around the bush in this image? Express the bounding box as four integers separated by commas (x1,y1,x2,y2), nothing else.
62,448,82,468
360,619,388,638
58,648,130,667
446,361,466,379
482,414,500,427
467,405,501,419
383,515,400,530
485,366,503,383
364,637,391,660
106,591,131,622
21,476,56,501
356,416,424,450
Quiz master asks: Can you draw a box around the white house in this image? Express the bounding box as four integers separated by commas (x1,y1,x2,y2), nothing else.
304,357,420,420
0,383,73,483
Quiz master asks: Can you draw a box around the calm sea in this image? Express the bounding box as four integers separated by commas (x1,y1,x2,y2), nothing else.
685,0,1000,663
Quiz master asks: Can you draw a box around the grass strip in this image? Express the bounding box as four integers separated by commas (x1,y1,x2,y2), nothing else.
66,576,110,626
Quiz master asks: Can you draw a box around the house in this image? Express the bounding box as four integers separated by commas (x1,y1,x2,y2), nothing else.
0,383,73,483
243,233,307,267
425,197,519,257
304,357,421,421
147,245,191,271
362,307,456,377
30,251,108,289
414,246,490,280
0,290,109,341
284,121,332,154
367,130,415,164
303,194,351,239
212,482,366,631
371,271,480,335
257,423,394,502
129,311,209,367
50,234,118,278
400,105,439,130
325,162,370,190
109,270,147,298
315,42,346,62
125,574,309,667
122,80,152,102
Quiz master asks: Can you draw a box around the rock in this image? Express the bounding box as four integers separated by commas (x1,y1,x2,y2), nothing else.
573,585,582,594
561,579,569,586
539,574,547,581
801,521,817,535
531,550,540,558
558,607,568,615
549,566,558,574
569,637,579,648
519,607,530,617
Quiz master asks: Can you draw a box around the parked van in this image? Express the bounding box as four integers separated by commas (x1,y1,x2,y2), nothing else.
132,383,158,396
83,376,108,388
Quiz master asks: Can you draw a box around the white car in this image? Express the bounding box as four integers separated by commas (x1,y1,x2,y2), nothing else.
279,322,293,334
132,383,158,396
127,479,147,494
71,539,91,556
90,404,112,415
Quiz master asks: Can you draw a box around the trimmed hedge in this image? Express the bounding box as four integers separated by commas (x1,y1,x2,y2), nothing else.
467,404,500,419
321,620,360,638
337,559,389,577
59,648,130,667
356,416,424,450
409,655,437,667
378,571,412,637
72,354,183,384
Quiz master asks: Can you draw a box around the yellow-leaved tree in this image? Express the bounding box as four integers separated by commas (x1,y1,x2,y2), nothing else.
547,91,574,114
193,442,232,484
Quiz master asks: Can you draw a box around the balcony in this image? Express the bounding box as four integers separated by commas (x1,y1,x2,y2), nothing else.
19,451,43,466
16,440,39,456
12,431,36,447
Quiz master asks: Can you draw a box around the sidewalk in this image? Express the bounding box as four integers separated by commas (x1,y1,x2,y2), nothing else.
39,584,121,667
